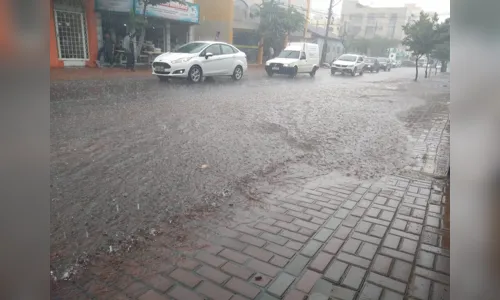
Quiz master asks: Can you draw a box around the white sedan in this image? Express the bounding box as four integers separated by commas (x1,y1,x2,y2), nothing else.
152,41,248,83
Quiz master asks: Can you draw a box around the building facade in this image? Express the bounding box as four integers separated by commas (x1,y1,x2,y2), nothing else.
339,0,423,41
50,0,200,68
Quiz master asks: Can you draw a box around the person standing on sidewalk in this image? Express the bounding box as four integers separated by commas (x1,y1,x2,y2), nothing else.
269,46,275,59
123,31,136,71
96,33,114,67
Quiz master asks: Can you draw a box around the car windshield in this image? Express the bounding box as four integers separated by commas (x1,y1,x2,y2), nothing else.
365,58,375,63
173,42,209,53
277,50,300,59
378,58,388,62
337,55,357,62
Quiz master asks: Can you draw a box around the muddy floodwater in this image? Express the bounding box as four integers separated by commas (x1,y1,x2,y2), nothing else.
50,68,449,275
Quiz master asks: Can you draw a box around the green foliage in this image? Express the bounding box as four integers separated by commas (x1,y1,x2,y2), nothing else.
258,0,306,49
432,18,450,62
402,12,439,59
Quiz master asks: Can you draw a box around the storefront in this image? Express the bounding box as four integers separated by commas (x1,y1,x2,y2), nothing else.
50,0,199,68
95,0,199,65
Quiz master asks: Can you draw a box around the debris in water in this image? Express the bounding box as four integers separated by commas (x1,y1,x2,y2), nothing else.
254,275,262,281
116,204,119,212
222,188,230,197
149,228,158,236
229,203,234,207
137,203,140,210
200,164,209,169
122,192,128,197
109,246,113,253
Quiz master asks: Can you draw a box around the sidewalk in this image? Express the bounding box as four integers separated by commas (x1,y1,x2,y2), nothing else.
50,65,265,82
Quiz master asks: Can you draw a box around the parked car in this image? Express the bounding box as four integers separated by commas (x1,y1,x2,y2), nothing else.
265,42,320,78
377,57,391,71
152,41,248,83
331,54,366,76
363,57,380,73
390,59,397,68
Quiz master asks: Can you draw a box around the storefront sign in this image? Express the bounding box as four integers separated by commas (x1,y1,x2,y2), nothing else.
95,0,133,13
135,0,200,24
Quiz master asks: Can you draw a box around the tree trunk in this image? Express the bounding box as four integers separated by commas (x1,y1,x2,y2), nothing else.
414,58,419,81
424,60,428,78
441,61,448,72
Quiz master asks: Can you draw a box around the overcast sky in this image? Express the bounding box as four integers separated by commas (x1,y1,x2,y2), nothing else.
308,0,450,18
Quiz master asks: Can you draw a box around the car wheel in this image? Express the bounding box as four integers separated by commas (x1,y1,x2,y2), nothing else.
359,68,364,75
309,67,317,77
158,76,169,82
351,67,357,76
289,66,298,78
188,65,202,83
232,65,243,81
266,70,274,77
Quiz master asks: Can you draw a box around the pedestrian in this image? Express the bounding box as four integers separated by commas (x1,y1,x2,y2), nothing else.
96,33,115,67
269,46,275,59
123,31,136,71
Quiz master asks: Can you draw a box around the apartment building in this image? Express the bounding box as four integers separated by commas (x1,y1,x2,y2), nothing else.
339,0,424,41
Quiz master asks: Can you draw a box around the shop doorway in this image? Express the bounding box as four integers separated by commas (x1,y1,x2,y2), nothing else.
53,0,89,66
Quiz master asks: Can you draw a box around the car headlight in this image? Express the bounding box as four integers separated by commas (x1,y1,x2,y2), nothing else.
171,57,193,64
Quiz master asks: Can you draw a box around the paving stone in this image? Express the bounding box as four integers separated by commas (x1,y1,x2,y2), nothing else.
267,273,296,298
143,275,173,293
358,242,377,259
311,217,326,225
239,234,266,247
314,228,334,242
381,289,404,300
285,240,303,251
349,193,363,201
196,265,230,284
358,199,372,208
409,275,431,300
236,225,262,237
358,283,383,300
420,244,450,257
374,196,388,205
334,226,352,239
283,289,307,300
435,255,450,274
389,228,419,241
255,223,281,234
285,254,310,276
342,238,361,254
380,247,414,262
366,207,381,218
281,230,309,243
364,192,376,200
372,254,392,275
301,240,323,257
369,224,387,238
421,231,438,246
390,260,412,282
337,252,371,268
431,282,450,300
138,290,169,300
311,278,334,297
306,209,330,219
195,252,229,268
287,211,313,221
379,210,395,221
299,227,315,236
383,234,401,249
259,293,280,300
221,262,254,280
169,268,202,288
396,215,424,224
270,255,289,268
398,206,412,216
342,266,366,290
243,245,274,262
260,232,289,245
196,281,233,300
310,252,334,273
324,260,348,283
392,219,407,231
325,217,343,230
416,250,435,269
265,243,296,259
367,272,406,294
215,237,247,251
168,285,203,300
412,209,426,219
323,237,344,254
363,216,390,227
342,200,357,209
225,277,260,299
351,232,382,245
414,266,450,284
274,220,300,232
296,270,322,293
342,215,360,228
330,285,357,300
356,221,372,234
219,248,251,264
335,208,350,219
386,199,400,208
400,238,418,254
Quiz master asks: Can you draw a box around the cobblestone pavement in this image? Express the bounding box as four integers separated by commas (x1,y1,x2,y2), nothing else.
51,71,450,300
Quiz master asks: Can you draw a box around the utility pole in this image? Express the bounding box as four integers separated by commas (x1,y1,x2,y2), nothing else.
303,0,311,40
320,0,339,64
283,0,292,47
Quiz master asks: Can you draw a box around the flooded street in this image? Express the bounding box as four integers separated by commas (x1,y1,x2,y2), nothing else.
50,68,450,288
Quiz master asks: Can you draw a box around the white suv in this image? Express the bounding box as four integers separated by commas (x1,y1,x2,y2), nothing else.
331,54,365,76
152,41,248,83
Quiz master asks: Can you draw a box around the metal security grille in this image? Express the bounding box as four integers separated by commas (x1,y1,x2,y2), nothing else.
54,0,88,60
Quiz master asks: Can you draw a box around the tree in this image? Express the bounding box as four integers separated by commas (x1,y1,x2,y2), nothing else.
402,12,439,81
258,0,305,54
130,0,182,61
432,18,450,72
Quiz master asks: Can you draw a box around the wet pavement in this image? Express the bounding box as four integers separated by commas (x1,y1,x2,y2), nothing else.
50,68,450,299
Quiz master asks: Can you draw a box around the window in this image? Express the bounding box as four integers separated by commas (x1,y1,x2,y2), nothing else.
221,44,236,54
357,56,363,62
175,42,210,53
277,50,300,59
204,44,221,55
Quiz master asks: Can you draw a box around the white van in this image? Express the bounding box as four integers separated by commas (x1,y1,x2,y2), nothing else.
265,43,320,78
